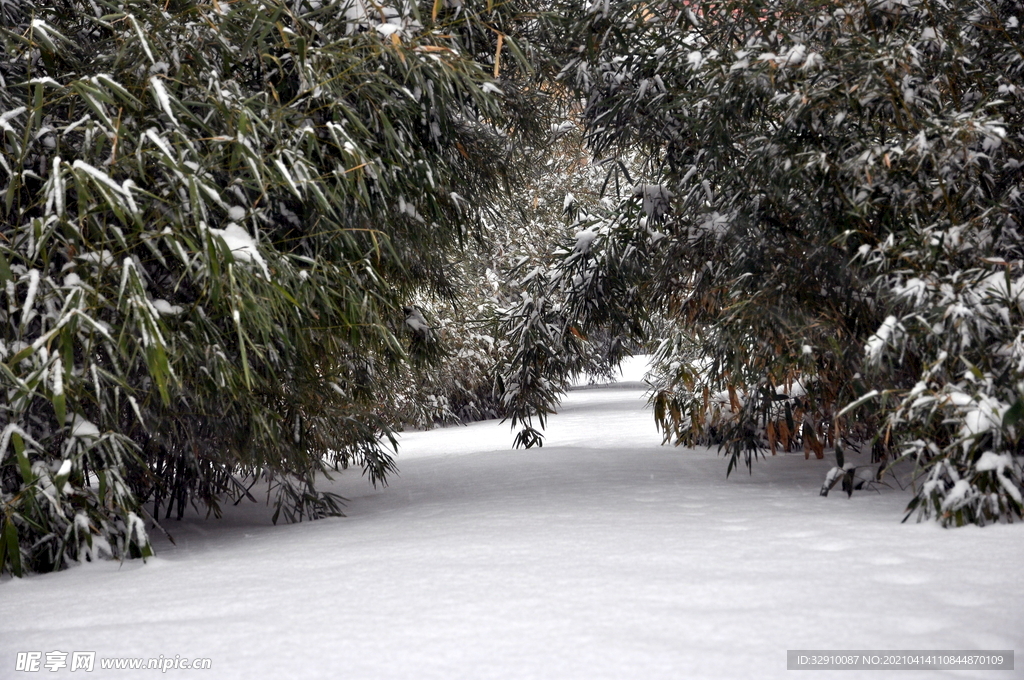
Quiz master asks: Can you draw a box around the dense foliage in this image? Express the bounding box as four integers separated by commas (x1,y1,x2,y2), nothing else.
4,0,1020,578
498,0,1024,525
392,121,609,430
0,0,553,574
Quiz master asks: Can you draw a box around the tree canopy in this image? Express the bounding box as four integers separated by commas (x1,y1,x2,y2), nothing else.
3,0,1022,576
0,0,555,574
497,0,1024,526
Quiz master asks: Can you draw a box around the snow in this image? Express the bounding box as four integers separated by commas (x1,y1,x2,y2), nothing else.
865,315,902,362
403,306,430,336
150,299,183,315
21,268,40,325
69,416,100,439
954,393,1006,448
942,479,974,511
982,271,1024,306
572,228,598,254
0,107,26,127
632,183,673,219
128,16,156,65
71,161,130,199
2,386,1021,679
975,452,1012,473
50,358,63,396
148,76,178,127
374,22,401,36
570,353,651,388
697,210,730,238
209,223,271,279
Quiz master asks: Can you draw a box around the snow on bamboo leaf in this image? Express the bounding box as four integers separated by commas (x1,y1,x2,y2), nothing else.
127,15,157,65
149,76,179,127
864,316,903,363
71,160,129,197
209,224,271,280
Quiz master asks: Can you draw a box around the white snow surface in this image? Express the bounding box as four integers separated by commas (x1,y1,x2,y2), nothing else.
570,353,651,388
2,386,1022,679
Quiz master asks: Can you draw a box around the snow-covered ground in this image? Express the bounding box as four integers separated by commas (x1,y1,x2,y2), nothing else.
2,385,1022,679
569,353,651,388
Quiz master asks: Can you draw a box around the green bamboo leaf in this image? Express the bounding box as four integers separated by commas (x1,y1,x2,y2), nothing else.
1003,399,1024,427
0,250,12,285
501,35,532,74
61,329,74,383
148,345,171,405
9,346,35,366
13,433,33,485
272,282,300,307
53,391,66,427
4,172,19,216
2,518,23,577
97,470,108,505
837,389,881,417
29,19,59,53
93,74,144,110
70,82,117,128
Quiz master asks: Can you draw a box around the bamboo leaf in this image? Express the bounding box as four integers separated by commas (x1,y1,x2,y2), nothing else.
1003,399,1024,427
13,433,32,485
837,390,880,417
2,518,23,577
0,251,12,285
53,392,66,427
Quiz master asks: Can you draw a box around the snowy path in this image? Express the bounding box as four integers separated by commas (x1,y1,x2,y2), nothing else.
2,388,1022,679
